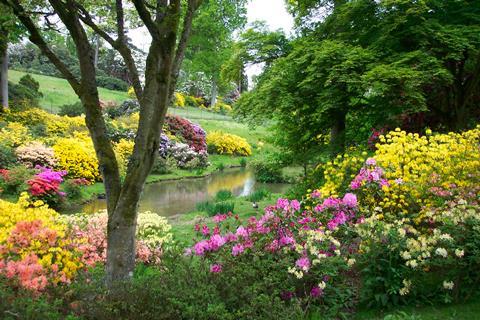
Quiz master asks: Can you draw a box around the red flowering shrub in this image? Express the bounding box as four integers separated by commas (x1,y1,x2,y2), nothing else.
27,167,67,207
164,115,207,152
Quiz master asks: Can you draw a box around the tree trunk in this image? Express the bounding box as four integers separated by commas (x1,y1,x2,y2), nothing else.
330,112,346,156
94,35,100,69
210,80,217,107
0,41,8,110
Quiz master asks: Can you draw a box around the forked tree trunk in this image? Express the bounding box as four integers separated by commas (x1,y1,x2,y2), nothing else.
4,0,198,289
0,41,8,109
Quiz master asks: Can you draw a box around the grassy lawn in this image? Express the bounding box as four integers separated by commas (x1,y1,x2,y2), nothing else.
169,106,233,121
168,193,280,246
352,297,480,320
8,69,129,112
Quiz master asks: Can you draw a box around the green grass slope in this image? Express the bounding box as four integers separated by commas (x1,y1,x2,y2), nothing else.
8,69,129,112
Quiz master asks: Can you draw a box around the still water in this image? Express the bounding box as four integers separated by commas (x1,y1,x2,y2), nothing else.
80,168,289,217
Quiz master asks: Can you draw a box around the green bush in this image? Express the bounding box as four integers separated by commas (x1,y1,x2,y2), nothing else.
214,189,233,202
96,76,129,91
0,165,34,196
0,277,79,320
59,102,84,117
239,158,247,167
151,156,177,175
247,188,271,202
216,162,225,171
0,144,17,169
251,159,284,183
19,74,41,94
70,251,306,320
7,81,40,107
196,200,235,216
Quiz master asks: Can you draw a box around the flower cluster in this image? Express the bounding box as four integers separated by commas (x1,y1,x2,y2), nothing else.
53,133,100,182
206,131,252,156
168,142,209,169
188,196,359,301
16,141,57,168
165,115,207,152
27,167,67,206
0,194,85,292
114,138,134,177
66,211,173,266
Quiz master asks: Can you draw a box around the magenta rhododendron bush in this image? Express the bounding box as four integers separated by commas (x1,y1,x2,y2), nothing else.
188,195,361,300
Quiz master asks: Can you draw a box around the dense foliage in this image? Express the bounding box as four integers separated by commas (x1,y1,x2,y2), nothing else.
236,0,480,167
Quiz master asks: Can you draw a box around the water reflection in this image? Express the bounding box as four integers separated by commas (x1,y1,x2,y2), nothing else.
80,168,289,216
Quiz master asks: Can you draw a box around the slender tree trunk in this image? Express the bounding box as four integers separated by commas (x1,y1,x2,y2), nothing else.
93,35,100,69
0,41,8,110
210,80,217,107
330,112,346,156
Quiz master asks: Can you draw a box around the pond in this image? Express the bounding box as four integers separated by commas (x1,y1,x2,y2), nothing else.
79,168,290,217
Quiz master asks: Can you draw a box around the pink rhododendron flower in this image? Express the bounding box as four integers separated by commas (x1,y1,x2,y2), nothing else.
210,263,222,273
296,256,311,271
232,243,245,256
311,189,321,198
365,158,377,166
202,225,210,236
235,226,249,238
279,235,295,246
310,286,323,298
193,240,209,256
342,193,357,208
213,214,227,223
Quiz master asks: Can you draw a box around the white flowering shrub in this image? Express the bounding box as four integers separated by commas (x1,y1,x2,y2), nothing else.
137,211,174,249
168,142,209,169
16,141,57,168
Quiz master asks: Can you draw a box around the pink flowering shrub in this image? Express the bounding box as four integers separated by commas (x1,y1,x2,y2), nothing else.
0,219,84,292
187,197,360,311
27,166,67,207
67,211,168,266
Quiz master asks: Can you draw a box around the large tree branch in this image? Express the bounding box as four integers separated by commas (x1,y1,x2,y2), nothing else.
131,0,159,39
77,1,144,100
169,0,203,102
1,0,81,93
115,0,125,42
49,0,122,212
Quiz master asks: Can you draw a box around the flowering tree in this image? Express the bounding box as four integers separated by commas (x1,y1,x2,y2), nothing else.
0,0,205,287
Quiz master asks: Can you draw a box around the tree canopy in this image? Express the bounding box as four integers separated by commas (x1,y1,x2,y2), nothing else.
236,0,480,168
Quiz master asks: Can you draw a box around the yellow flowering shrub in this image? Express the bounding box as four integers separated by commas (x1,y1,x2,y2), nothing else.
356,127,480,222
206,131,252,156
212,101,233,114
0,122,32,148
53,132,100,181
174,92,186,107
375,127,479,189
316,149,367,198
0,107,87,139
0,194,85,289
111,112,140,132
46,114,86,137
127,86,136,99
114,139,134,176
